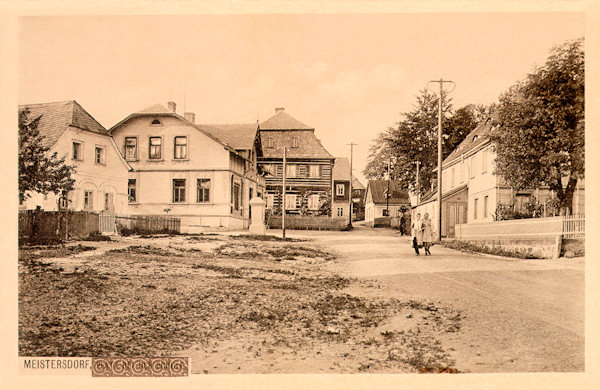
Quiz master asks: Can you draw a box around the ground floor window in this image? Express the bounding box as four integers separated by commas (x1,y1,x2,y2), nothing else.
474,198,478,219
308,194,320,210
337,207,344,217
128,179,137,202
197,179,210,203
285,194,297,210
83,190,93,210
233,183,240,211
173,179,186,203
104,193,114,211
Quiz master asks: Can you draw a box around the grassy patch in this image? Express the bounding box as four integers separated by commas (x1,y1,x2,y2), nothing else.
444,240,541,259
229,234,305,242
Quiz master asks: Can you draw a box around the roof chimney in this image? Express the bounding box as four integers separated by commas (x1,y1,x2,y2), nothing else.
275,107,284,114
184,112,195,123
167,101,176,113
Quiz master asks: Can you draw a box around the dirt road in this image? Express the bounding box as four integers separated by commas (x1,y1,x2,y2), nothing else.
288,227,585,373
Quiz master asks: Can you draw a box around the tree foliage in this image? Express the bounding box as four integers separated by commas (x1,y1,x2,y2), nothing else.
364,89,487,196
490,38,584,212
19,108,76,203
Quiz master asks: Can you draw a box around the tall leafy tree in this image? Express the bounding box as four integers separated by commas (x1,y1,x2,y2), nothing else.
364,89,482,197
490,38,584,213
19,108,76,203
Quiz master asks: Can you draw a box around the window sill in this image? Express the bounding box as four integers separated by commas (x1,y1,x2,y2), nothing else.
172,159,190,162
126,158,139,162
94,162,106,166
147,159,164,162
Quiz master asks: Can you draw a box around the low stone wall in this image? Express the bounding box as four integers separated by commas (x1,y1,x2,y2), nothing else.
454,217,564,259
267,215,348,231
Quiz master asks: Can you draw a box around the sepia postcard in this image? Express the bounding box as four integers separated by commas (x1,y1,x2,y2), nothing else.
2,1,599,389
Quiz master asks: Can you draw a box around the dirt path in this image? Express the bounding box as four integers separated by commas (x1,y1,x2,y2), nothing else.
290,227,584,373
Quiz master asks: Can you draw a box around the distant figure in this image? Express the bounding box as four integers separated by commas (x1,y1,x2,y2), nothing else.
421,213,434,256
399,214,406,235
411,213,422,255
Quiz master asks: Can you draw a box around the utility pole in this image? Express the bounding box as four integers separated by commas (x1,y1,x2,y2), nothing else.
428,78,455,242
347,143,357,228
282,147,287,239
386,159,391,216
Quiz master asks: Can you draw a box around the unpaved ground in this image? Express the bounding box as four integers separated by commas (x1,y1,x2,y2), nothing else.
19,228,583,373
294,227,585,373
19,233,462,374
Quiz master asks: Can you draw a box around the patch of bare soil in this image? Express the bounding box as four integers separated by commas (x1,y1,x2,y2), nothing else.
19,235,462,373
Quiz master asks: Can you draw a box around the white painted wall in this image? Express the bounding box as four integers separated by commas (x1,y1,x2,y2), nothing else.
21,127,130,214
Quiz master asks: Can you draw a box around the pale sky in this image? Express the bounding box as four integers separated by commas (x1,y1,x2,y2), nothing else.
18,13,584,184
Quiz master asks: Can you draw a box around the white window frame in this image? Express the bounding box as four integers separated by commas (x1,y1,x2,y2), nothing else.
128,179,137,203
285,194,297,210
308,194,320,210
337,207,344,217
197,178,210,203
94,145,105,165
149,136,162,160
124,137,138,160
72,141,83,161
173,179,186,203
285,164,297,178
309,165,320,178
83,190,93,210
174,136,188,160
336,183,345,196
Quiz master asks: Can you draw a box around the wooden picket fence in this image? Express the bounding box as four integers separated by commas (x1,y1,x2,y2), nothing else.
562,215,584,238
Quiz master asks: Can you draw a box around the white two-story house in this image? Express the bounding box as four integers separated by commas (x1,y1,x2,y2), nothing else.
414,116,585,237
19,100,131,214
109,102,265,231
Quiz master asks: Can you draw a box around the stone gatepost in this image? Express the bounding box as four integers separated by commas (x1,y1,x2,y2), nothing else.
248,197,267,235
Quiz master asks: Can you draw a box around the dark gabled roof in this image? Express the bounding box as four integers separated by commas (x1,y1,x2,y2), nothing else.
202,123,258,150
366,180,410,205
332,157,351,180
443,116,495,166
19,100,109,148
259,109,313,130
259,130,334,159
353,177,365,190
417,183,468,206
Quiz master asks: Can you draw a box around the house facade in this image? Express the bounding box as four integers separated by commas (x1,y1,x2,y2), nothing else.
332,157,351,219
109,102,265,231
364,180,411,227
19,101,130,214
414,117,585,238
257,108,335,216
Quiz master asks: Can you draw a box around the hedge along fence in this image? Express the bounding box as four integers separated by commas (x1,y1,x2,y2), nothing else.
115,215,181,234
19,210,100,244
267,215,348,231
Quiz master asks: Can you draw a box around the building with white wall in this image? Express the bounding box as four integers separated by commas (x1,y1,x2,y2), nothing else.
19,100,131,214
364,180,411,227
109,102,265,231
414,116,585,238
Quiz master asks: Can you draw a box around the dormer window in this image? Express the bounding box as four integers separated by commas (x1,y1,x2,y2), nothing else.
472,135,478,142
151,119,162,126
